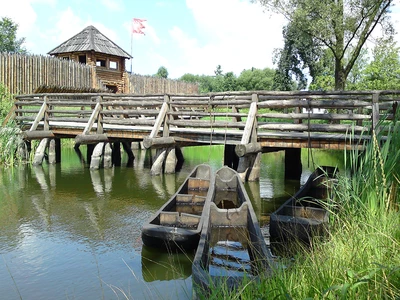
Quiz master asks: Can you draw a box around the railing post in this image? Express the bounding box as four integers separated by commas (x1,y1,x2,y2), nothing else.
96,96,103,134
372,92,380,135
43,96,50,131
236,93,260,181
163,94,171,137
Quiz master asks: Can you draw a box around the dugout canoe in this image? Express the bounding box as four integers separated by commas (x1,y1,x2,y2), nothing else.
192,166,274,297
269,166,337,246
141,164,212,251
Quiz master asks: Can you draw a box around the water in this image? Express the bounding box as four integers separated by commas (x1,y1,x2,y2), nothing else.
0,146,342,299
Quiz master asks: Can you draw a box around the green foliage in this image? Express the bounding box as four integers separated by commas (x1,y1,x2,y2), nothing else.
180,66,276,93
214,64,223,76
0,17,27,53
257,0,394,90
353,39,400,90
0,83,13,122
273,22,322,91
155,66,168,78
0,83,23,166
237,68,275,91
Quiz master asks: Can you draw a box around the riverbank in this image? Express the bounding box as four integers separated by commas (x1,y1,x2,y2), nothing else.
201,115,399,299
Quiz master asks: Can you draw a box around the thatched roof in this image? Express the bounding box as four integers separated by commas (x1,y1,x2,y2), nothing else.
48,25,132,59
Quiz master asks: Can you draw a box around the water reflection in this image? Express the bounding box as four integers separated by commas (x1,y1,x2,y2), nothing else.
141,245,194,282
0,147,343,299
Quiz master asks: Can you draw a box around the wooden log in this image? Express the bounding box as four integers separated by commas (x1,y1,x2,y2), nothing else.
241,99,258,144
103,118,156,126
285,148,302,180
257,112,370,121
75,134,108,145
168,119,246,128
258,123,367,133
372,93,380,134
235,142,262,157
33,138,49,166
104,143,113,168
150,149,166,176
30,100,47,131
82,102,101,135
48,139,56,164
165,148,177,174
257,99,372,109
247,152,262,182
22,130,55,140
90,143,104,170
149,101,169,138
143,137,176,149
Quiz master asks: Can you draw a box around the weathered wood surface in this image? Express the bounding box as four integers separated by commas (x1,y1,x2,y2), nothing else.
9,91,399,151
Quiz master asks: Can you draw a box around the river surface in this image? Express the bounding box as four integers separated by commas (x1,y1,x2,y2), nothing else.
0,146,342,299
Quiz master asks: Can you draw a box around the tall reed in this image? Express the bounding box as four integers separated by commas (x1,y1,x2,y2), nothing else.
207,109,400,299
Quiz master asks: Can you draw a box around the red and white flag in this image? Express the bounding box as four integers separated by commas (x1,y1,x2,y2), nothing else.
132,18,146,35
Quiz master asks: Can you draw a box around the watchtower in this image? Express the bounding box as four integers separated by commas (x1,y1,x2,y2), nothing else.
48,25,132,93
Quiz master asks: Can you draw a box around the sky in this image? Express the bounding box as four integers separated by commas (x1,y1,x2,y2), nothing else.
2,0,400,79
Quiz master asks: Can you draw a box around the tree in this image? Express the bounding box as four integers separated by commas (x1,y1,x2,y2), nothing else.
237,67,276,91
155,66,168,78
214,65,223,76
273,22,322,90
355,39,400,90
0,17,26,53
256,0,394,90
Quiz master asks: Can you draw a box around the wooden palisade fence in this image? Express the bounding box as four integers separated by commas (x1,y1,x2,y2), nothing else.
0,53,198,95
9,90,399,180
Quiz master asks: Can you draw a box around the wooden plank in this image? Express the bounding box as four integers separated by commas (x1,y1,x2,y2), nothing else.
241,98,258,144
82,102,101,135
258,123,367,133
257,112,370,120
30,98,47,131
149,102,169,138
257,99,372,109
372,93,380,133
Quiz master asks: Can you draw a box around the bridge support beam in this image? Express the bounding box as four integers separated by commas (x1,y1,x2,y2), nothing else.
48,139,61,164
224,145,239,170
122,142,135,167
90,142,104,170
150,147,181,175
103,143,113,169
151,149,167,176
237,152,261,182
87,144,95,165
165,148,177,174
112,142,121,167
33,138,49,166
285,148,302,180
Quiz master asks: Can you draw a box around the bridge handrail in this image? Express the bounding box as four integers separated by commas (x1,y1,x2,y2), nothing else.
9,91,399,147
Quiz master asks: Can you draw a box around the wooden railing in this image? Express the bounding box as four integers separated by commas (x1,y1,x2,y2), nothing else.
11,90,399,150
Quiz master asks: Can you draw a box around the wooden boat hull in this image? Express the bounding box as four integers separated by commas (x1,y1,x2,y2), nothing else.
192,166,274,296
141,225,200,251
269,166,337,246
141,164,212,251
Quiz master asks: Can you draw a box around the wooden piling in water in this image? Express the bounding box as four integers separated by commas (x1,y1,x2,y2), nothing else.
285,148,302,180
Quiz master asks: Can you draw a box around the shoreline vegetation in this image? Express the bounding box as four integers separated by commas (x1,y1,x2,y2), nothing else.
199,112,399,299
1,84,399,299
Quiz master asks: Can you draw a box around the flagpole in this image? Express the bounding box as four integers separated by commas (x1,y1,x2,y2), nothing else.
130,27,133,74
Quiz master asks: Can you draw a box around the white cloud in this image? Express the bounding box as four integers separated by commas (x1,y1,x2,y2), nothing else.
165,0,286,77
1,0,37,37
101,0,124,12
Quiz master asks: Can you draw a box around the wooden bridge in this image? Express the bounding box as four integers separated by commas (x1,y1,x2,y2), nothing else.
8,90,399,181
